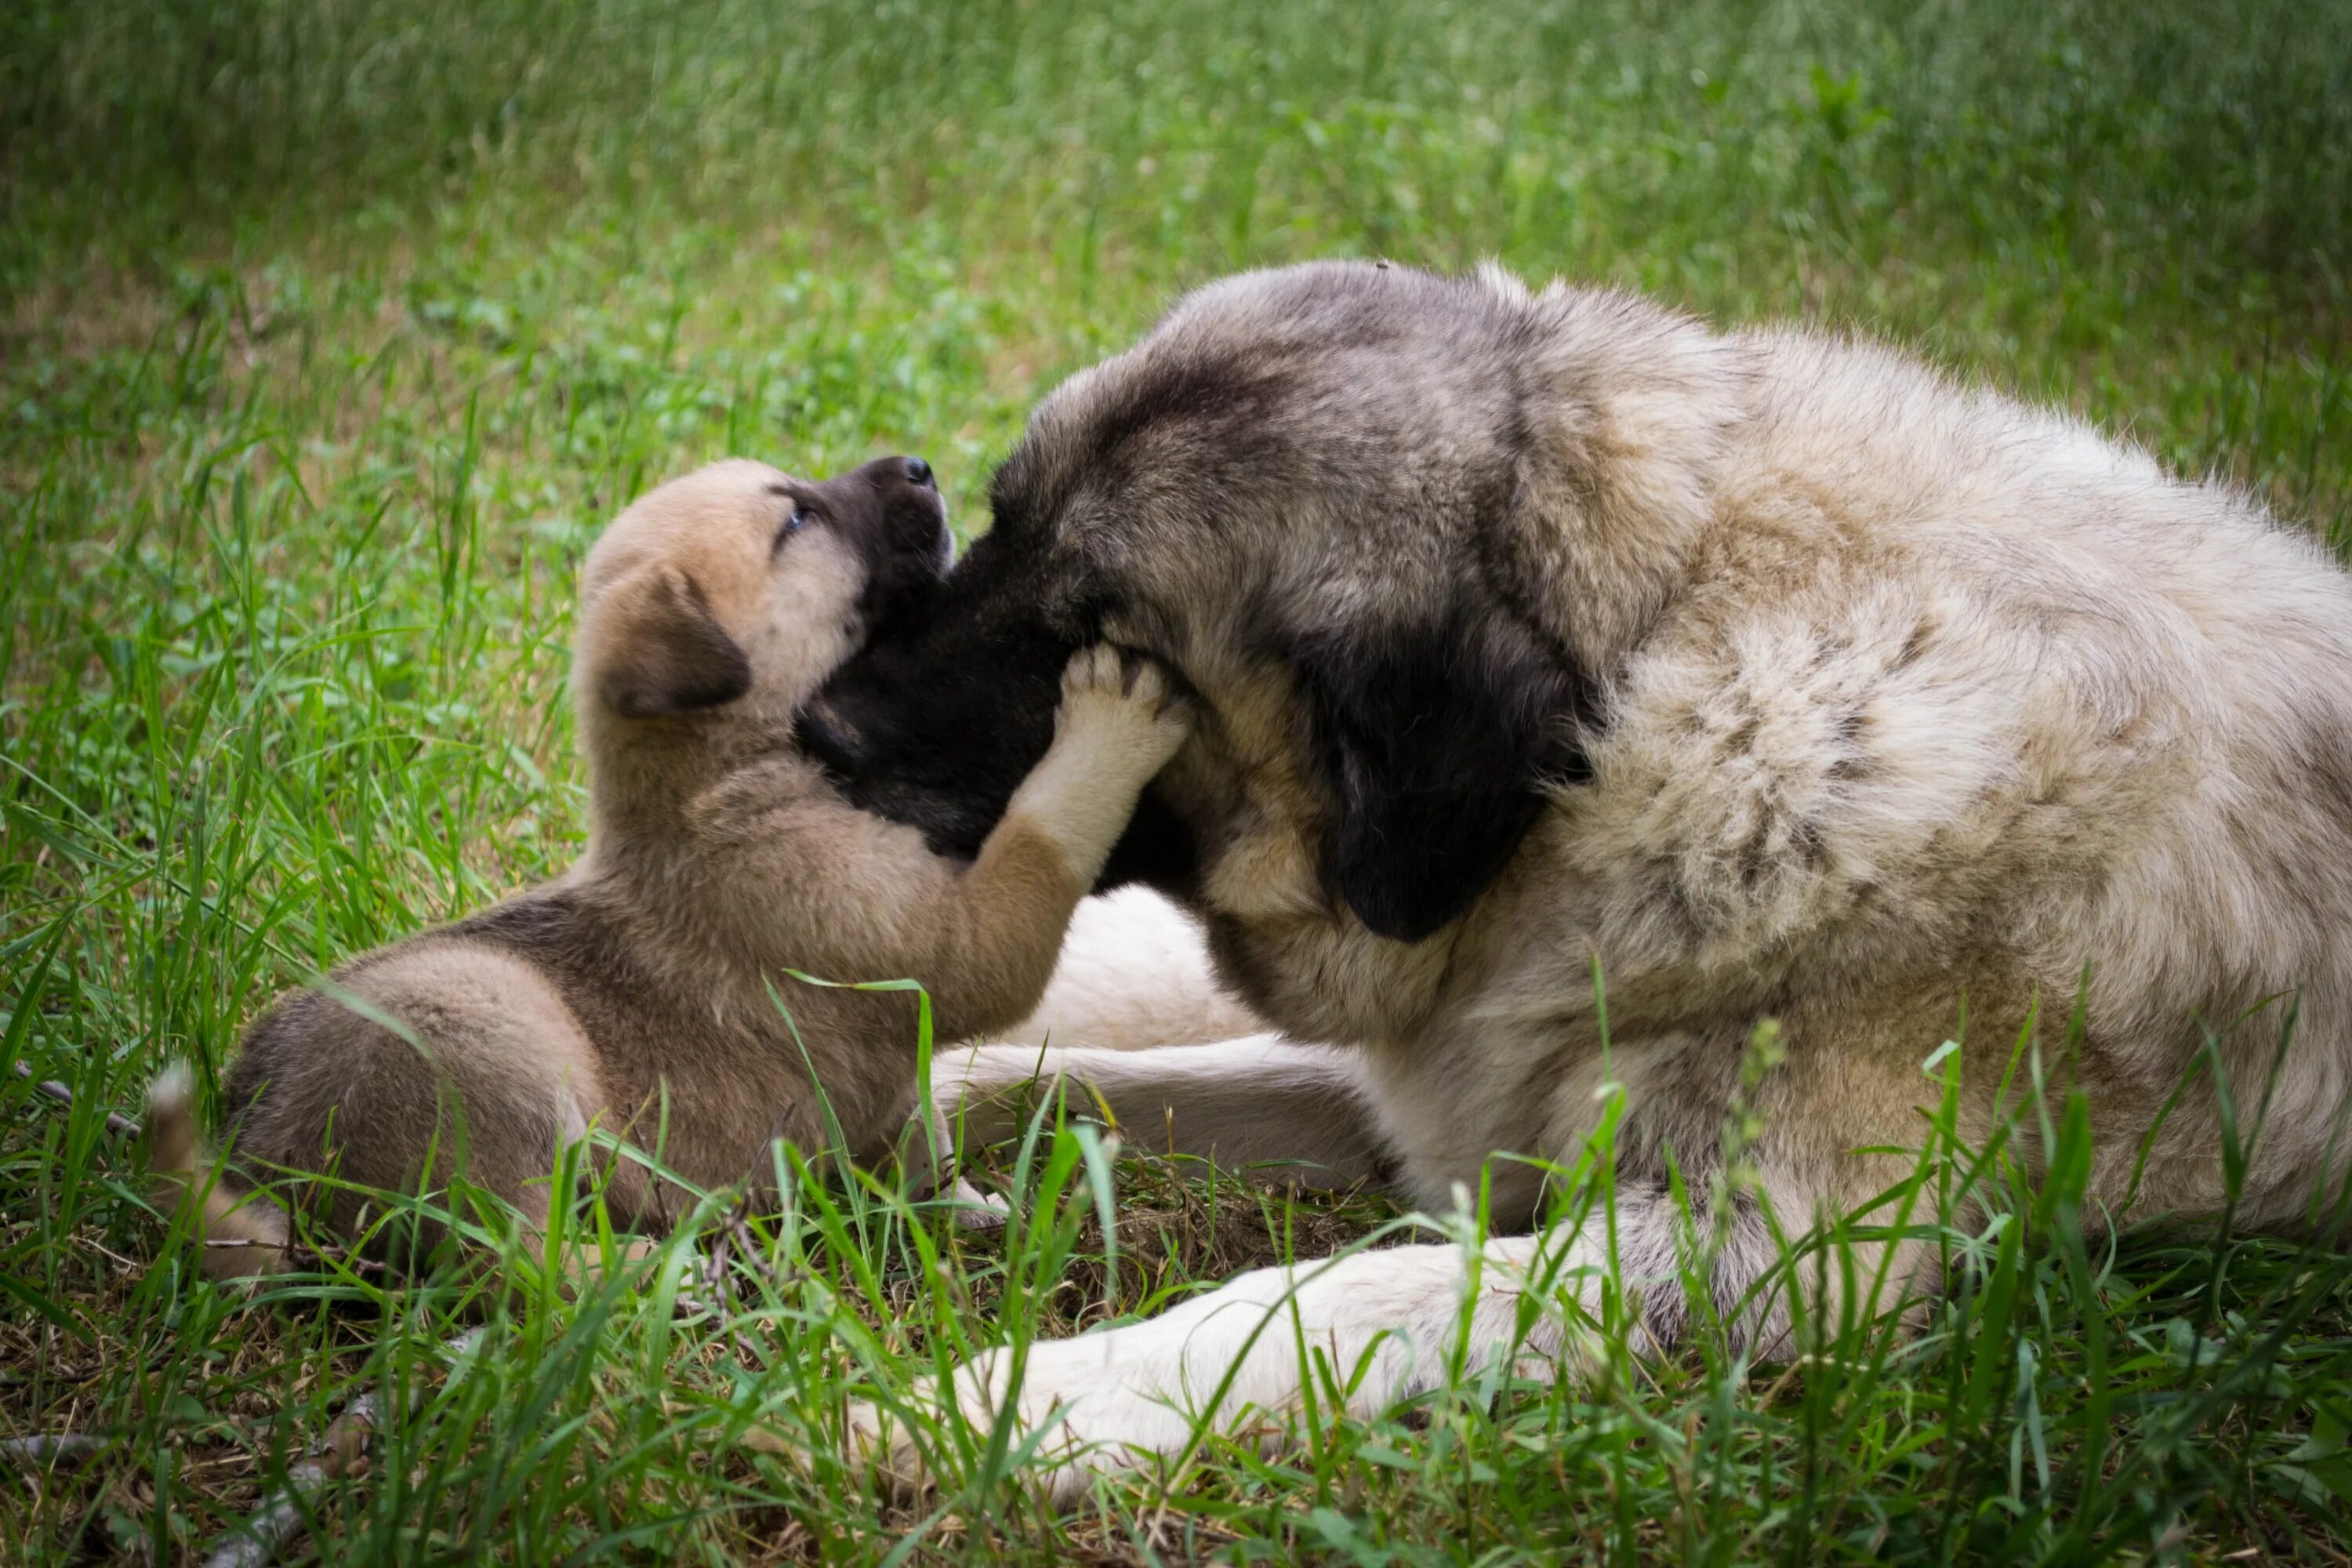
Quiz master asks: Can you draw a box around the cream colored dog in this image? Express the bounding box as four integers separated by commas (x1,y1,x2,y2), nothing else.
1000,887,1265,1051
800,261,2352,1497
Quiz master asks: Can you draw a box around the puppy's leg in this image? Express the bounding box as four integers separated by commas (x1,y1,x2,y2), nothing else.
223,946,638,1270
992,648,1193,895
918,648,1192,1040
931,1035,1397,1192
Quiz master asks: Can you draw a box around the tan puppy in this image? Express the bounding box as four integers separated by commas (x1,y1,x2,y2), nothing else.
147,456,1190,1276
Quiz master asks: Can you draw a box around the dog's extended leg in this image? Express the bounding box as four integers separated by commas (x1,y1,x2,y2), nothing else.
871,1002,1961,1497
850,1220,1645,1501
930,1034,1398,1192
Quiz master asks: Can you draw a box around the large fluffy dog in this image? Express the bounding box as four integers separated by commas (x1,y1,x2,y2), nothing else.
805,260,2352,1494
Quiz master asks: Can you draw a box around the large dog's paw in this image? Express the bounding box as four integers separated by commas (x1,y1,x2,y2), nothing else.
1054,644,1192,780
844,1237,1578,1503
846,1320,1235,1504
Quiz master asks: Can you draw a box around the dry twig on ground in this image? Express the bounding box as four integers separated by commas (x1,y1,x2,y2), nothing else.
10,1060,143,1140
197,1328,487,1568
0,1432,106,1468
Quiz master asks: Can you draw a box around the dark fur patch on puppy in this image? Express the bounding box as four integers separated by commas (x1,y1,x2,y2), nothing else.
839,457,956,636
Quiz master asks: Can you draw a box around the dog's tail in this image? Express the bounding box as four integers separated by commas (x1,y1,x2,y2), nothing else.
145,1065,292,1279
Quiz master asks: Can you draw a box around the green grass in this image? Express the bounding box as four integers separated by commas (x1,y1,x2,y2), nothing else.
5,0,2352,1560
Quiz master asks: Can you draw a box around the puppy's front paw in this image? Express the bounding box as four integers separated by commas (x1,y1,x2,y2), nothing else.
1055,645,1193,779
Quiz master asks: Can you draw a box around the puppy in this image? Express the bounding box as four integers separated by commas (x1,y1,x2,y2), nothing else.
147,456,1190,1276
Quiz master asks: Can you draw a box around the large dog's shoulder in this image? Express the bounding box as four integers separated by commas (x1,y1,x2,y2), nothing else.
1537,321,2352,1025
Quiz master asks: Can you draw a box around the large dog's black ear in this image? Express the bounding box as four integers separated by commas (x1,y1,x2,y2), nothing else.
1293,612,1588,944
593,566,753,719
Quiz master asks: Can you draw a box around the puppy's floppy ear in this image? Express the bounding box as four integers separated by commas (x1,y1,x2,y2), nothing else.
1293,609,1589,944
593,565,753,718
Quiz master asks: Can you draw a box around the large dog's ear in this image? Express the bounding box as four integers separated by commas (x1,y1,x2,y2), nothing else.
1293,612,1588,944
592,565,753,718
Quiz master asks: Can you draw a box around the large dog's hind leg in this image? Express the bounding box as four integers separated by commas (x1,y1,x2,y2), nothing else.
929,1035,1398,1192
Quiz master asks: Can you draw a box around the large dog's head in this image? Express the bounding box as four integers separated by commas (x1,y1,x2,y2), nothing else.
805,262,1737,943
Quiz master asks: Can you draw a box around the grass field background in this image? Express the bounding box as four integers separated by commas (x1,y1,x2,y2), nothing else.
6,1,2352,1561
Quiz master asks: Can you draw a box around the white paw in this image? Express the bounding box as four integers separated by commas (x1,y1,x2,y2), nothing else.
848,1322,1225,1502
945,1176,1010,1230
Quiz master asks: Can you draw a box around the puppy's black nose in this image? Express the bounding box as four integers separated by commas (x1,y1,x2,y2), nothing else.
904,457,934,488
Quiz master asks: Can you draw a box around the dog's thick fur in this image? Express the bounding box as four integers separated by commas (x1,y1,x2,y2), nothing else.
147,456,1192,1276
803,260,2352,1494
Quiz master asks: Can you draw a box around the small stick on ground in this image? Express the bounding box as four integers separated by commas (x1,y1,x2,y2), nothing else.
10,1061,143,1140
198,1328,485,1568
681,1205,768,1369
0,1433,105,1468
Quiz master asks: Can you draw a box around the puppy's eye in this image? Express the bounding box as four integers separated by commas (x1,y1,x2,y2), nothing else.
772,507,809,554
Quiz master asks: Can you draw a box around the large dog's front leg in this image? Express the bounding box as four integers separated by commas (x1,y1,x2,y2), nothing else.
930,1034,1399,1192
993,886,1269,1051
851,1228,1618,1501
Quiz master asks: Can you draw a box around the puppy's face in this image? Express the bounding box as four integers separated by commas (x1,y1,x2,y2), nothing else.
577,456,950,728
